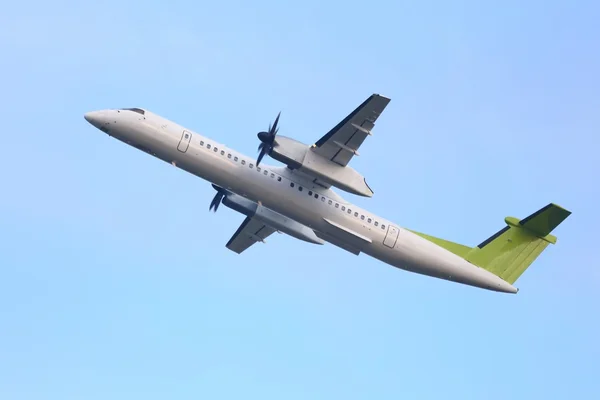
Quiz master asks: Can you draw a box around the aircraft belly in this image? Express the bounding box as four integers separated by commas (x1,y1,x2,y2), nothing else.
376,229,517,293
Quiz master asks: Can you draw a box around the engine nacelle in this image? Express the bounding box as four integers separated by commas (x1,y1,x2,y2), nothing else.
270,135,374,197
269,135,308,169
222,193,324,245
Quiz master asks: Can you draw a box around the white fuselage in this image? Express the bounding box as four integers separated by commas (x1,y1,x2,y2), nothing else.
84,108,517,293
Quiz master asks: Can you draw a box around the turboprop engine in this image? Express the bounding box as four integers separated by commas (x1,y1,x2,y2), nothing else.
209,185,324,245
254,113,373,197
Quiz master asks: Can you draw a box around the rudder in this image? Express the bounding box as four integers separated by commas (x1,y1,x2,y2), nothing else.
466,203,571,284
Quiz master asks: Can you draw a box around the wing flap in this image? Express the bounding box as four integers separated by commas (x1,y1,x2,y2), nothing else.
322,217,372,251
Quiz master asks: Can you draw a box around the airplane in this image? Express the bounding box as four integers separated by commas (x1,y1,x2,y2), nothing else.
83,94,571,294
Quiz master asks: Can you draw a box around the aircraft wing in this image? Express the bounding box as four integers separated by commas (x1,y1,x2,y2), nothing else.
311,93,390,167
226,216,277,254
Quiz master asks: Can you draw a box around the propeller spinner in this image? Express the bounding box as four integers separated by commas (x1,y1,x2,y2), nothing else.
256,111,281,167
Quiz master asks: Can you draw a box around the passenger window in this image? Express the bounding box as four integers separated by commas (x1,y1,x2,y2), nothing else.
249,163,253,169
361,215,365,220
270,173,275,178
234,156,238,161
368,218,372,223
375,221,379,226
214,147,218,152
321,197,325,202
354,212,358,217
348,209,351,214
342,206,346,211
207,144,211,149
200,141,204,146
290,182,294,188
314,193,318,199
277,176,282,182
257,167,261,172
382,224,386,229
227,153,231,158
220,150,225,155
241,160,246,165
335,203,339,208
328,200,332,205
308,191,313,196
264,170,268,175
299,186,303,191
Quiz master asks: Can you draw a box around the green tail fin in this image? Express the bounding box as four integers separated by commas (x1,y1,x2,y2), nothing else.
465,203,571,284
408,203,571,285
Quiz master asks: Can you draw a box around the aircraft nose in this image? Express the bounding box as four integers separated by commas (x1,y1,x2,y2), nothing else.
84,110,107,128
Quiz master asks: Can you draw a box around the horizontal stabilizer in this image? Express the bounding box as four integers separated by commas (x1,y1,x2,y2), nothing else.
517,203,571,240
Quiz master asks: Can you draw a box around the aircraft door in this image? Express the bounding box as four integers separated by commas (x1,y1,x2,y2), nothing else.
177,130,192,153
383,225,399,248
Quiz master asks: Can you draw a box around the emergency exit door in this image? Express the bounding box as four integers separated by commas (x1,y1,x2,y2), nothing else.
383,225,399,248
177,130,192,152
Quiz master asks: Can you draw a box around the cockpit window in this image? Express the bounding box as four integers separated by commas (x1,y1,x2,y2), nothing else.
120,108,145,115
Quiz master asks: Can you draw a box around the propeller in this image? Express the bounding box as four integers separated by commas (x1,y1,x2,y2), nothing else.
209,184,227,212
256,111,281,166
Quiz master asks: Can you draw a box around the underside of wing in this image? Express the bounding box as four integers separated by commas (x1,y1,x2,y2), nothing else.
226,216,277,254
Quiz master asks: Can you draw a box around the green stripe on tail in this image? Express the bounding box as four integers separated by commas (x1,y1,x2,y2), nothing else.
408,203,571,285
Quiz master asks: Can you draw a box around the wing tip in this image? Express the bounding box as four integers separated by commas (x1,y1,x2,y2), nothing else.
373,93,391,101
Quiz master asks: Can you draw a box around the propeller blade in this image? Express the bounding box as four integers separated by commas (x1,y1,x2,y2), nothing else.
209,185,226,212
271,112,281,135
209,195,219,212
255,112,281,166
257,148,266,166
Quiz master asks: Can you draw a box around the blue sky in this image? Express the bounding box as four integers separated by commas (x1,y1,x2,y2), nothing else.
1,0,599,398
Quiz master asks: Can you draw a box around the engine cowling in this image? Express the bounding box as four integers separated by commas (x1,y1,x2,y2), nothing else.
222,192,324,245
269,135,308,168
270,136,374,197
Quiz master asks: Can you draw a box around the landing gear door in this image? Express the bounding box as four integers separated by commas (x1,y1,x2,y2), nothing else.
383,225,399,248
177,130,192,153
